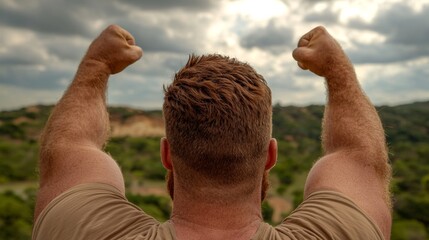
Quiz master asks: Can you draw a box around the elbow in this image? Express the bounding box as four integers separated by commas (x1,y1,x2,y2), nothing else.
328,140,391,181
358,141,390,175
351,145,392,189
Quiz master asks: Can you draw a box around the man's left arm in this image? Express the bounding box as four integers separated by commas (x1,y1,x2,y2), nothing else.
34,25,143,220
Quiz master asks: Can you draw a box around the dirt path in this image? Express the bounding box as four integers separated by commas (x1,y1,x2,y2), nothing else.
267,196,293,223
130,180,169,196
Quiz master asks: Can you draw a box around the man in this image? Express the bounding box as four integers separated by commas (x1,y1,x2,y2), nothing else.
32,25,391,239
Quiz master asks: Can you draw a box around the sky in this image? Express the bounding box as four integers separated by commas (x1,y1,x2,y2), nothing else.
0,0,428,110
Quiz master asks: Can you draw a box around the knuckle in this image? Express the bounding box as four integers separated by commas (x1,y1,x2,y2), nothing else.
315,26,326,32
107,24,120,31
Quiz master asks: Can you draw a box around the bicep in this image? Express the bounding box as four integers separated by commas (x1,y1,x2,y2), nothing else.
304,151,391,239
35,145,125,220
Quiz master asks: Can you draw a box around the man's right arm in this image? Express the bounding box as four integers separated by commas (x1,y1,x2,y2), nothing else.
292,26,392,239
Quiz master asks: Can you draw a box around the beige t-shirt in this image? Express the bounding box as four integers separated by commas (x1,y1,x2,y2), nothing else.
32,183,384,240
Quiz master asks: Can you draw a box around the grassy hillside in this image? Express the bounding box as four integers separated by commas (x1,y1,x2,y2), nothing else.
0,101,428,239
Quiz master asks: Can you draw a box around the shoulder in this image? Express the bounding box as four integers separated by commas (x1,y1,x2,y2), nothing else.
253,191,384,240
304,152,391,238
33,183,159,240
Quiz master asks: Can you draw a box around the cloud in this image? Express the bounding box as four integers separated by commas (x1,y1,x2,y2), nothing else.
269,72,326,106
116,19,201,54
303,8,339,23
281,0,333,6
301,0,333,3
240,20,294,54
360,59,429,104
0,45,47,66
0,25,87,91
0,0,427,111
369,3,429,46
347,42,429,64
42,36,90,62
108,76,165,109
0,84,64,110
121,0,220,11
347,2,429,63
0,0,213,95
0,65,75,90
0,0,97,36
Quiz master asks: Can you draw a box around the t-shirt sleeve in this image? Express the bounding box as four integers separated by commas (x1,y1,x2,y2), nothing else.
275,191,385,240
32,183,160,240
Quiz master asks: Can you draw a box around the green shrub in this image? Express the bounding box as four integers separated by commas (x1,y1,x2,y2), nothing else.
391,219,427,240
262,201,274,224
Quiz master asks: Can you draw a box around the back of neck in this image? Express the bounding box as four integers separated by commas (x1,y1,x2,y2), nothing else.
170,186,263,240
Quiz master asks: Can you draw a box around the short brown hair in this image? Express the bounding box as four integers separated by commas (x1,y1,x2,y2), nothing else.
163,54,272,187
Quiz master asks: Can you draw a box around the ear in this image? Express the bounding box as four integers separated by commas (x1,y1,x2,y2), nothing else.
161,137,173,170
265,138,277,171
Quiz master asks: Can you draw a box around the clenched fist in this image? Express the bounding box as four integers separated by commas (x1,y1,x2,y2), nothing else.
84,25,143,74
292,26,352,78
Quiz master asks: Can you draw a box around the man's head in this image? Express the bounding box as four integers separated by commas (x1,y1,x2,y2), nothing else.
162,54,276,201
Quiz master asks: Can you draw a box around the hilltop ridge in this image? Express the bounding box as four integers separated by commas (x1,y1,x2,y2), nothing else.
1,101,427,141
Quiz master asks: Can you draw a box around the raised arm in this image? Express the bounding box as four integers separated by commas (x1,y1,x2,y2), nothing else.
34,25,143,220
293,26,391,238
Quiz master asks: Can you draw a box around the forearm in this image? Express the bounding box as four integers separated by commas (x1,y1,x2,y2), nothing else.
322,63,388,163
41,60,110,152
40,24,142,153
